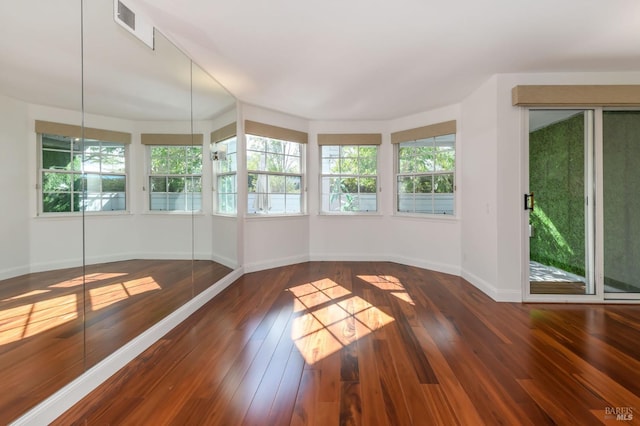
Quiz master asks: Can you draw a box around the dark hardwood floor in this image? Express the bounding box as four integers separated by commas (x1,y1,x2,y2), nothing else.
0,259,232,424
53,261,640,425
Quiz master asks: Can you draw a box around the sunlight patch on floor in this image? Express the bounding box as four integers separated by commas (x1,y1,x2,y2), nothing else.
0,294,78,345
288,279,394,365
89,276,161,311
357,274,415,305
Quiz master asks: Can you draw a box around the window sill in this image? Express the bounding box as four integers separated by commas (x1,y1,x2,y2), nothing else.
36,211,131,219
245,213,308,220
393,212,459,221
318,211,382,217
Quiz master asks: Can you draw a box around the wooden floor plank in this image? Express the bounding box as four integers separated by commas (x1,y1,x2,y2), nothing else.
0,259,231,425
46,261,640,426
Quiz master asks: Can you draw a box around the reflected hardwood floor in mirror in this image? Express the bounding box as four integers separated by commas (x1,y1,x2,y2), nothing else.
54,261,640,425
0,259,231,424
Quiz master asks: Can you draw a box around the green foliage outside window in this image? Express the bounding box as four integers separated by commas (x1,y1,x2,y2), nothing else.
397,134,455,215
41,135,126,213
322,145,378,212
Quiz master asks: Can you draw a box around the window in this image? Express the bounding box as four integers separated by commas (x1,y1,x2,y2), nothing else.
244,120,307,215
392,120,456,215
320,145,378,213
148,145,202,212
40,134,127,213
246,135,303,214
213,136,237,214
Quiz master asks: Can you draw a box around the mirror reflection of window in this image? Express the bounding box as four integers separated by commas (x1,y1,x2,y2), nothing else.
40,134,128,213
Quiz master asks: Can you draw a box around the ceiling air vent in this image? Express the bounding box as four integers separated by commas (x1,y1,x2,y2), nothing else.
114,0,155,50
117,1,135,30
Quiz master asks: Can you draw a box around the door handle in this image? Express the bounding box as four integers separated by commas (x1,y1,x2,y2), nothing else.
524,192,534,211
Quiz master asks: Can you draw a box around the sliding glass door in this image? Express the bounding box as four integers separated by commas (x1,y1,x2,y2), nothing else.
527,110,595,296
602,111,640,298
526,108,640,300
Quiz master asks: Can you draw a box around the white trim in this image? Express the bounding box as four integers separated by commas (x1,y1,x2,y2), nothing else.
11,267,244,426
462,269,522,302
243,254,310,273
387,254,461,277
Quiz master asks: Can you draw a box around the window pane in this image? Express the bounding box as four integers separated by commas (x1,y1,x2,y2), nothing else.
268,139,284,154
415,146,435,172
186,147,203,174
43,192,72,213
248,173,259,193
285,194,301,213
150,193,168,210
397,176,413,194
102,175,125,192
397,193,414,213
246,151,264,171
434,174,454,193
218,175,235,193
42,136,70,151
102,143,124,156
358,153,377,175
42,172,71,192
340,157,358,174
186,177,202,192
268,175,285,193
416,194,434,213
102,154,126,173
322,157,339,174
284,155,301,173
42,149,71,170
286,176,301,193
246,136,265,151
398,146,413,159
359,177,376,193
283,141,300,156
399,159,413,173
150,176,166,192
168,177,185,192
341,145,358,157
86,173,101,193
416,176,433,193
168,147,187,174
267,153,284,172
322,145,340,158
151,147,169,173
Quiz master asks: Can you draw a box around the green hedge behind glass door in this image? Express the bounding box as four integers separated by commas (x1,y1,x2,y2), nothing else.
529,114,586,277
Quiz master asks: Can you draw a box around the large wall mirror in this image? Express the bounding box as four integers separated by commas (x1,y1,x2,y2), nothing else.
0,0,236,422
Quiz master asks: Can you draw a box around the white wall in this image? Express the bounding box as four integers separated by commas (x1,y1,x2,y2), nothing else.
240,104,311,271
459,76,501,298
0,95,31,279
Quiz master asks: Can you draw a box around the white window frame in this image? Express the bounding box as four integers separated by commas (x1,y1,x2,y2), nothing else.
147,144,203,213
213,136,237,215
246,134,305,215
39,133,128,215
320,144,379,214
395,133,456,216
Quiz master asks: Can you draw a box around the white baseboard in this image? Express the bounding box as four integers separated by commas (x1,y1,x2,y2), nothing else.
386,254,462,277
461,269,522,302
243,254,310,273
11,267,244,426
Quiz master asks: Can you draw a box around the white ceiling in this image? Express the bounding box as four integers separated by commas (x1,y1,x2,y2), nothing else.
0,0,235,121
130,0,640,121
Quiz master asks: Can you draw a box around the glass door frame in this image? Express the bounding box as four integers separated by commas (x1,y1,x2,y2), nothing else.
522,107,603,303
599,108,640,301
